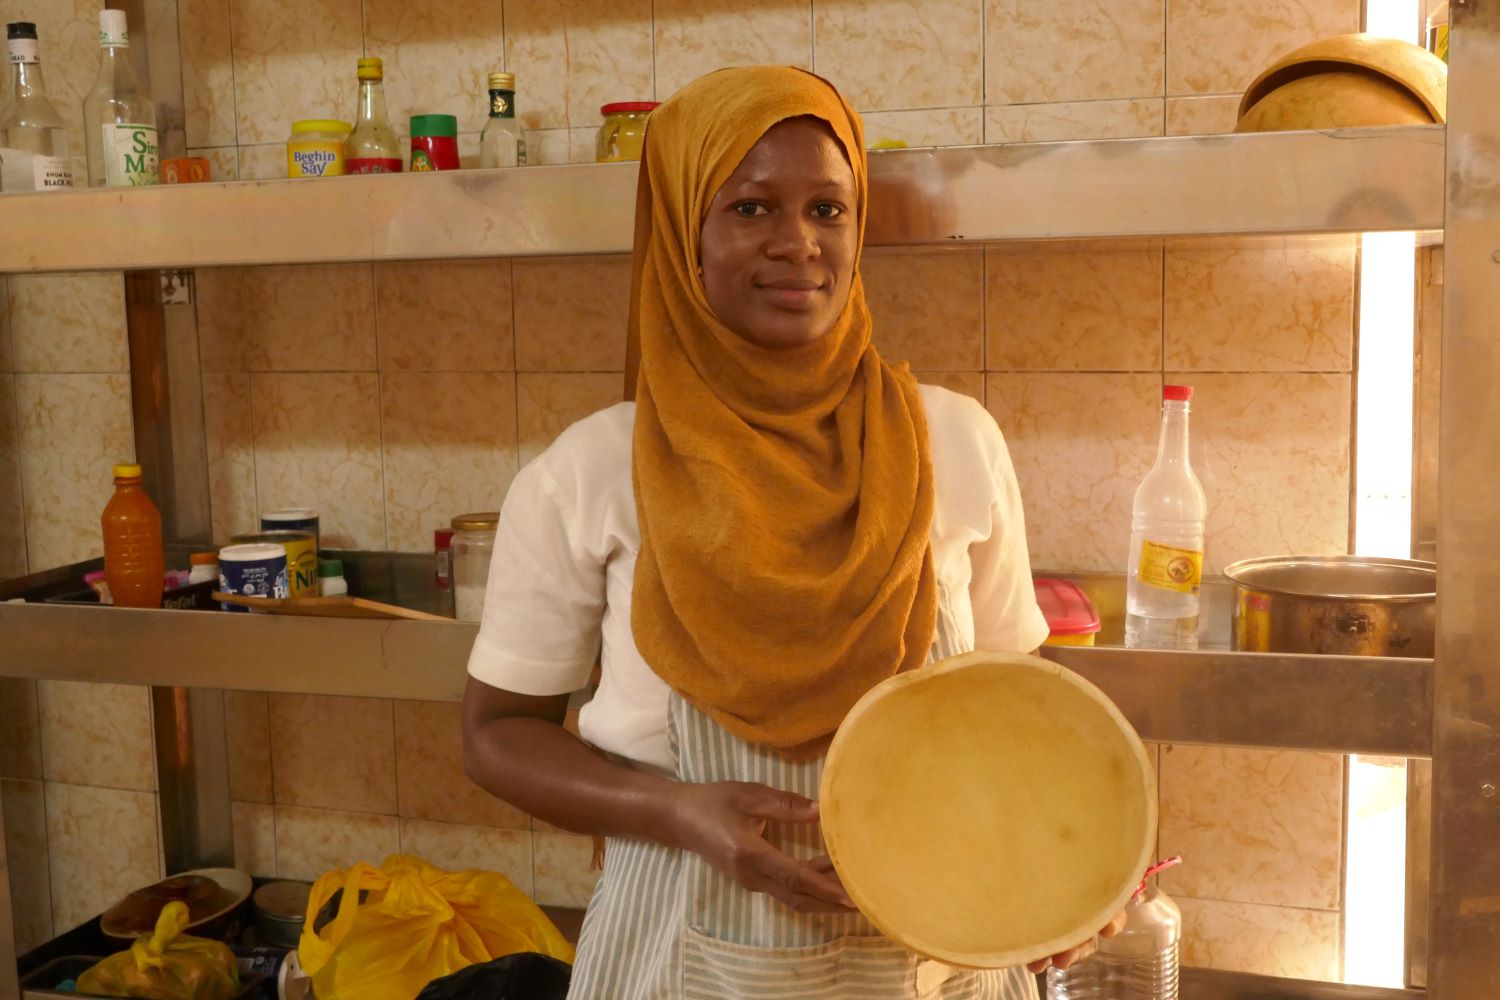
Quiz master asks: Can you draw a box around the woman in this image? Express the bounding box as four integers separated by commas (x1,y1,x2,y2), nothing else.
463,66,1115,998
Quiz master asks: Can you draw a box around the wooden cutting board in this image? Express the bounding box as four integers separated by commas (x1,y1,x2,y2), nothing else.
212,592,452,621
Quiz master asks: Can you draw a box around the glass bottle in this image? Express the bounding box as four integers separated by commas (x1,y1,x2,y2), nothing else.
1,21,74,192
82,9,158,187
480,72,526,168
345,57,401,174
451,512,499,622
1046,883,1183,1000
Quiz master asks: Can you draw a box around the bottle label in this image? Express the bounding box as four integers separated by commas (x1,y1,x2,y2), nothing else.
489,89,516,119
101,123,158,185
33,154,73,190
8,39,39,64
1137,540,1203,594
346,157,401,175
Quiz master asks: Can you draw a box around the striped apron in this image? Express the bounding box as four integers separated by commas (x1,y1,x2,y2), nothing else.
568,587,1040,1000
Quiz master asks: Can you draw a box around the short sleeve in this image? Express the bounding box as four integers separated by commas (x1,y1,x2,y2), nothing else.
967,415,1050,653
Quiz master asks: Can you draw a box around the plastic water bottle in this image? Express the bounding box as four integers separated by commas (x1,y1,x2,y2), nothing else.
1046,883,1182,1000
100,462,164,609
1124,385,1206,649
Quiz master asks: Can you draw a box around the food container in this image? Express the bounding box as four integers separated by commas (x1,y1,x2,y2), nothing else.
452,512,499,622
1223,555,1435,658
233,530,318,599
161,156,211,183
1033,577,1101,646
100,868,253,943
410,114,460,171
261,507,320,548
286,120,351,178
218,543,289,611
596,102,659,162
253,880,312,949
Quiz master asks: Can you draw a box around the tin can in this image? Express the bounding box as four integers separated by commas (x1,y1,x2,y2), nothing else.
233,530,319,599
218,543,289,611
261,508,320,548
410,114,460,171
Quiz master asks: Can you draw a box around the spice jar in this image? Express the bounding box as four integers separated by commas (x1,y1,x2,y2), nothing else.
286,120,351,178
451,512,499,622
410,114,460,171
596,102,659,163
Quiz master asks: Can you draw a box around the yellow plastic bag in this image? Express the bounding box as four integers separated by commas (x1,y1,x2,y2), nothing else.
298,854,575,1000
77,901,240,1000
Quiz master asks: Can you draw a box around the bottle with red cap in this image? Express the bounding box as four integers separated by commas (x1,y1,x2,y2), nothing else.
1125,384,1207,649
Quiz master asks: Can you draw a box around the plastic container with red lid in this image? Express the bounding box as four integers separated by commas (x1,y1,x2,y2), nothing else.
597,102,661,163
1163,384,1193,402
1033,577,1102,646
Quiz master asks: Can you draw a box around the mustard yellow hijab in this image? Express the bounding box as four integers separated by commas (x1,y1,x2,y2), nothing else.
628,66,936,750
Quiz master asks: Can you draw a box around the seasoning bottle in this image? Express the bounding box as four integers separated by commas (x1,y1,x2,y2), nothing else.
434,527,454,590
82,10,158,187
480,72,526,168
346,57,401,174
187,552,220,587
451,513,499,622
317,559,348,597
1,21,74,192
101,463,165,609
410,114,459,171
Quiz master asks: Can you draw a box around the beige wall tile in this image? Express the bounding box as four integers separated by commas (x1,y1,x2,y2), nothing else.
400,819,533,892
196,268,249,373
15,373,135,570
1178,897,1340,980
180,0,237,147
505,0,655,131
986,0,1165,105
860,108,984,149
375,260,514,372
248,265,378,372
0,375,25,580
7,273,128,373
394,701,531,830
987,373,1159,572
1174,372,1351,573
46,782,161,932
532,830,601,907
0,679,42,781
654,0,812,99
1159,745,1343,909
1164,244,1355,372
202,372,258,544
513,257,631,372
225,691,274,804
2,778,52,953
517,373,624,467
0,1,105,158
985,99,1165,143
187,145,240,181
38,681,156,791
230,0,363,144
814,0,982,112
274,804,400,882
864,249,984,370
232,800,278,876
987,247,1163,371
1166,95,1242,135
525,128,572,166
363,0,503,137
381,372,520,553
269,695,397,814
237,144,286,181
917,372,984,405
250,372,386,549
1166,0,1362,96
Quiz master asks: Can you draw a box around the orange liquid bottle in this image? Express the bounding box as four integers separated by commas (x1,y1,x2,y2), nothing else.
101,463,164,609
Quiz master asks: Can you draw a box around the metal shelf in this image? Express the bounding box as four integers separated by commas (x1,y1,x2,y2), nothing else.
0,125,1444,273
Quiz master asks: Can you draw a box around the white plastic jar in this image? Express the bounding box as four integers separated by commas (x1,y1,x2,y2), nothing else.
451,512,499,622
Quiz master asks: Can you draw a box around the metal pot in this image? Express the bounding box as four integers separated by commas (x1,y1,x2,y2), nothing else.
1223,555,1435,658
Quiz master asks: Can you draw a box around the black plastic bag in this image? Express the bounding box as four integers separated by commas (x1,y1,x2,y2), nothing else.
415,953,571,1000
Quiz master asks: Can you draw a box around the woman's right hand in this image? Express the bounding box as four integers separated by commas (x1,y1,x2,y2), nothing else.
666,780,856,914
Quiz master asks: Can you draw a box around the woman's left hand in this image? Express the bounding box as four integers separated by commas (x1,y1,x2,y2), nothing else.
1025,909,1129,974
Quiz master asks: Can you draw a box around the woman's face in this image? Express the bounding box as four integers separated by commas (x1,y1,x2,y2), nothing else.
698,117,859,350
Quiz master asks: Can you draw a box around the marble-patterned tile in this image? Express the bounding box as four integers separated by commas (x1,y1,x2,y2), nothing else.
229,0,363,144
394,701,531,831
46,782,161,933
180,0,237,147
985,99,1165,144
246,265,377,372
814,0,982,112
6,273,128,373
1159,745,1343,909
0,679,42,781
274,804,400,882
2,779,52,954
1164,244,1355,372
196,268,249,373
532,830,601,908
1178,897,1340,980
250,372,386,550
362,0,503,137
504,0,655,131
231,800,277,876
225,691,274,804
1166,95,1242,136
986,0,1165,106
653,0,811,99
14,373,135,570
860,108,984,149
375,260,514,372
0,0,107,159
916,372,984,405
987,246,1163,371
1166,0,1363,96
517,373,624,467
525,128,571,166
987,373,1159,572
400,820,533,892
0,375,25,581
237,144,286,181
380,373,520,553
268,695,397,814
186,145,239,181
513,257,631,372
1170,372,1351,573
38,681,156,791
202,372,258,544
864,249,984,370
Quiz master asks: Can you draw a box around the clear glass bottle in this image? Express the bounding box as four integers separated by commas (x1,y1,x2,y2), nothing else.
83,9,158,188
345,57,401,174
480,72,526,168
1046,884,1183,1000
1,21,74,192
451,512,499,622
1124,385,1206,650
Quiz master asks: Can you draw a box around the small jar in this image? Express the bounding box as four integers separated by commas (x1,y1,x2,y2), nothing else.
410,114,460,171
596,102,659,163
187,552,219,587
286,120,351,178
451,512,499,622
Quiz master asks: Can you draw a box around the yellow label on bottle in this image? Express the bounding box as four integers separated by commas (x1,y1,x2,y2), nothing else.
1138,539,1203,594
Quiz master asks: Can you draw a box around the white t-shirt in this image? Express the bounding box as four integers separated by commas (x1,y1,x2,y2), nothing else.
468,384,1050,772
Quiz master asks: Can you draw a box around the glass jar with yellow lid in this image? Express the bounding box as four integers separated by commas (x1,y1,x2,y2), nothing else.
596,102,660,163
451,512,500,622
286,119,351,178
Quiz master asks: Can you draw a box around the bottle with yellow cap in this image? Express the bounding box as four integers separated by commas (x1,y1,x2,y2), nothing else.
346,57,401,174
101,462,164,609
480,71,527,168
